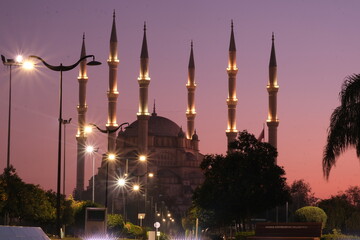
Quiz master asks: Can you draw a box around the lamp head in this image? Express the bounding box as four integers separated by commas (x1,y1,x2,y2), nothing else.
87,56,102,66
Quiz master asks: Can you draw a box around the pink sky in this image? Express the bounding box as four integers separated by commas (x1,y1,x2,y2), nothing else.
1,0,360,200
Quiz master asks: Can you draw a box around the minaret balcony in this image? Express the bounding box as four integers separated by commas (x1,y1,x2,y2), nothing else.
77,76,88,80
107,58,119,63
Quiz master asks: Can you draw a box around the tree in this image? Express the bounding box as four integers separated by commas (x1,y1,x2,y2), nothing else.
193,130,290,228
289,179,317,220
318,186,360,234
0,166,55,225
323,74,360,178
344,186,360,208
290,179,317,209
294,206,327,229
318,195,353,232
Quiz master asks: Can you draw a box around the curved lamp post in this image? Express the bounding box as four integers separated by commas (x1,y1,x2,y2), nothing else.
85,145,99,202
1,55,33,169
30,54,101,238
90,122,129,209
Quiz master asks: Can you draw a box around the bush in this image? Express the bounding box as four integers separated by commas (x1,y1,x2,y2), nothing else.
295,206,327,229
107,214,124,236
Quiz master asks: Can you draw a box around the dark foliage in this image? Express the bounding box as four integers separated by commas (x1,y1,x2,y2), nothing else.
323,74,360,178
193,130,290,226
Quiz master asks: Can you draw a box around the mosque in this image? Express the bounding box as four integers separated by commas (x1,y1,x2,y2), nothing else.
73,12,279,225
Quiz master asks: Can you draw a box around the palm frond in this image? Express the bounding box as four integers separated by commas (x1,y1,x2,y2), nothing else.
323,73,360,179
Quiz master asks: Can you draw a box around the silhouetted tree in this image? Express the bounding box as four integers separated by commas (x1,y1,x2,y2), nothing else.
289,179,318,220
193,130,290,230
318,195,353,233
323,74,360,178
0,166,55,225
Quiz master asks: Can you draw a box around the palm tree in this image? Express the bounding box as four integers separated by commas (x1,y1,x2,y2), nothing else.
323,74,360,179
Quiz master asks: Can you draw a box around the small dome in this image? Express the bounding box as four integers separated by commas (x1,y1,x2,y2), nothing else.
124,114,181,137
192,131,199,141
178,127,185,138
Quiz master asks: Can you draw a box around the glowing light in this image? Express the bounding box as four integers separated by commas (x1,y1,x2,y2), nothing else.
148,172,154,178
108,153,116,161
82,234,117,240
117,178,126,187
139,155,147,162
86,145,94,153
84,125,93,134
15,55,23,63
133,184,140,191
22,61,34,70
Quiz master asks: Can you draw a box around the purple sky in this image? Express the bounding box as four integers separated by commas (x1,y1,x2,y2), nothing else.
1,0,360,199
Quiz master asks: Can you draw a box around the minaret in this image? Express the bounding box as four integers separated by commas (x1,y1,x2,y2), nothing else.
137,22,150,158
267,33,279,161
186,41,196,139
107,11,119,153
226,21,238,150
75,33,88,198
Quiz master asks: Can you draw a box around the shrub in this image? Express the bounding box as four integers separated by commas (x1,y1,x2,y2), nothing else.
107,214,124,236
295,206,327,229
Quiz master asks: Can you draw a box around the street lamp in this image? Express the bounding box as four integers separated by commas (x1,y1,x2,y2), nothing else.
88,122,129,208
30,54,101,238
1,55,33,169
116,177,127,221
85,145,99,202
105,152,117,208
62,118,72,196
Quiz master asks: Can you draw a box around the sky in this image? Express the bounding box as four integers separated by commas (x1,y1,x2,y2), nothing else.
1,0,360,200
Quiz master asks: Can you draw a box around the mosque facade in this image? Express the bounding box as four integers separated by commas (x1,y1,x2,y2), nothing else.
74,12,279,225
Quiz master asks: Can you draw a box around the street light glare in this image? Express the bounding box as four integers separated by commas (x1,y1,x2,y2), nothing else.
86,145,94,153
84,125,93,134
22,61,34,70
133,184,140,191
139,155,146,162
117,178,126,186
15,55,23,63
108,153,116,161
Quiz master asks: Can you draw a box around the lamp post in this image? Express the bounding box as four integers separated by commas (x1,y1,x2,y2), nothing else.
1,55,33,168
62,118,72,196
30,54,101,238
89,122,130,208
106,153,116,208
85,145,99,202
117,177,127,222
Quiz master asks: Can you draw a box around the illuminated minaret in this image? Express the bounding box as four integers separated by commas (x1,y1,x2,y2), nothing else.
267,33,279,161
226,21,238,150
137,22,150,157
75,34,88,197
107,11,119,153
186,41,196,139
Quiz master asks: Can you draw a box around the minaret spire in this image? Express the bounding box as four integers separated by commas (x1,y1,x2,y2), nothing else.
107,11,120,153
137,23,151,214
226,20,238,151
137,22,151,157
267,32,279,163
75,33,88,198
186,40,196,139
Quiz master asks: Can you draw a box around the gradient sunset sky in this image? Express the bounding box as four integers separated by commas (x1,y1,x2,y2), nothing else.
1,0,360,199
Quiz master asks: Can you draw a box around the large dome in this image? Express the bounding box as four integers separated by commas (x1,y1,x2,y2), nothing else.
122,113,181,137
